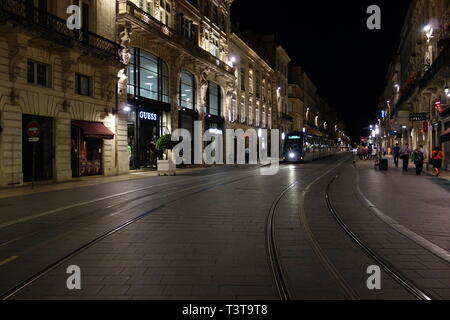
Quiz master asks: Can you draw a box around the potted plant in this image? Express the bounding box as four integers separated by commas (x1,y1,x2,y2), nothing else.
155,134,176,176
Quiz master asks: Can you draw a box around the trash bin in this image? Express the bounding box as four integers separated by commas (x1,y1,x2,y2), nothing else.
379,159,388,171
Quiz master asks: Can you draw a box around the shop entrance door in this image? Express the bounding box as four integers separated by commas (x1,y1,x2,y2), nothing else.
139,123,158,168
22,115,53,182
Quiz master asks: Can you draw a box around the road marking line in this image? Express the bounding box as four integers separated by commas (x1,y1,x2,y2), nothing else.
355,169,450,264
0,256,19,267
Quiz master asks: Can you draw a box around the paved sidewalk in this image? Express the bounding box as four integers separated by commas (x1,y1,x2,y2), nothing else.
330,160,450,299
358,158,450,251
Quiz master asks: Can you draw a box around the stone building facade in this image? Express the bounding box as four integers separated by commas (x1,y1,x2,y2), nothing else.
0,0,351,188
288,66,344,144
116,0,236,169
288,66,305,133
0,0,126,187
228,33,276,133
379,0,450,169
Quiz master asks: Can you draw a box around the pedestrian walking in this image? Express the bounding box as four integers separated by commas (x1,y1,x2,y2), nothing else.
412,147,425,176
357,145,363,160
393,143,401,168
431,147,444,177
368,144,373,160
363,146,369,160
399,143,412,172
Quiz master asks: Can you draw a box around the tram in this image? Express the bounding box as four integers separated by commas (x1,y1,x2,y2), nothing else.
283,132,339,162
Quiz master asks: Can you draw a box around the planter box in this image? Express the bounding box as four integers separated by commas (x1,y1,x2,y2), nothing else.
157,160,176,176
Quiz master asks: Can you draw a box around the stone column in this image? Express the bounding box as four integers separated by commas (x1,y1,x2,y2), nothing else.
54,112,72,182
0,104,23,187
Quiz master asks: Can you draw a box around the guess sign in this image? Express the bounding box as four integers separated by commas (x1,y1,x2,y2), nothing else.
139,111,158,121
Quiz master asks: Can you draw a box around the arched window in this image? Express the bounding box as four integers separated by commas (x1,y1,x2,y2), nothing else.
127,48,169,103
207,81,221,116
180,71,195,110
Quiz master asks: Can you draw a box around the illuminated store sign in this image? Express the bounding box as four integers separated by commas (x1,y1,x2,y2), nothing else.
139,111,158,121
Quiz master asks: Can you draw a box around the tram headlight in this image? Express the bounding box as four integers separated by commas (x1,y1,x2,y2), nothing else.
289,152,295,159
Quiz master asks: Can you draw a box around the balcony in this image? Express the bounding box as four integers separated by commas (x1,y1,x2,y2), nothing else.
0,0,121,61
395,44,449,111
419,44,450,90
117,1,234,77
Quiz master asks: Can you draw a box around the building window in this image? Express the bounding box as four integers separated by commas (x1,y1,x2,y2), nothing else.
268,108,272,129
248,69,254,94
256,72,261,99
128,48,169,103
160,0,172,26
180,71,195,110
256,103,260,127
288,103,293,113
262,79,266,101
75,74,91,96
207,81,221,116
210,34,219,58
248,98,253,126
27,60,50,87
231,94,237,122
138,0,154,14
262,105,266,128
179,14,194,40
212,4,218,26
240,95,246,123
240,67,246,91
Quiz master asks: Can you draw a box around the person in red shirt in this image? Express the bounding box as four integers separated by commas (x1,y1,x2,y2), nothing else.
431,147,444,177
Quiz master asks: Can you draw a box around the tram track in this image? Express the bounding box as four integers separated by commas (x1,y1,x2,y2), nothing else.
265,155,352,300
325,174,434,301
0,171,257,300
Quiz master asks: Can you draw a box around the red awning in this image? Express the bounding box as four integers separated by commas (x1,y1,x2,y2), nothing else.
441,128,450,143
72,121,114,140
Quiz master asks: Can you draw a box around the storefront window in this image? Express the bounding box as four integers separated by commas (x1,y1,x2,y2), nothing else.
128,48,169,103
180,71,195,110
207,81,221,116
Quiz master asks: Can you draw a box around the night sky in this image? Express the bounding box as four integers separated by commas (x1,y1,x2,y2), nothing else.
231,0,411,141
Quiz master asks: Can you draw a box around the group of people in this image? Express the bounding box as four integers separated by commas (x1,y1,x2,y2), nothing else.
357,145,377,160
392,143,444,176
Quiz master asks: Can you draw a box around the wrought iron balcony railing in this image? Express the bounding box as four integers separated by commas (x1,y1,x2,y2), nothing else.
0,0,121,61
119,0,234,75
395,44,449,111
419,43,450,90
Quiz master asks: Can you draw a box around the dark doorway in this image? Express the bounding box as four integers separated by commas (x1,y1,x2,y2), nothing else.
22,114,53,182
